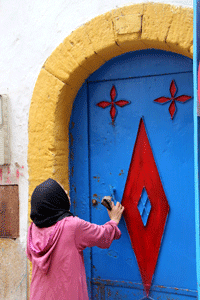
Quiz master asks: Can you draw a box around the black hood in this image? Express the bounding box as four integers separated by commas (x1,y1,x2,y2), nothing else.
30,178,73,228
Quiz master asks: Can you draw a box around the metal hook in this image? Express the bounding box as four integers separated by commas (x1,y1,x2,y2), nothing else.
140,297,154,300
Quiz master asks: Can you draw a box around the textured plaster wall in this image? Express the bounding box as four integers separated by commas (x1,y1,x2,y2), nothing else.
0,0,193,299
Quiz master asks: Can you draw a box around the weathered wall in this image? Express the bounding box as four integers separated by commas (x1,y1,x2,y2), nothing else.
0,239,27,299
0,0,193,299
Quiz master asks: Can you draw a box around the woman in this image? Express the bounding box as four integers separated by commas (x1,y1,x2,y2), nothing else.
26,178,124,300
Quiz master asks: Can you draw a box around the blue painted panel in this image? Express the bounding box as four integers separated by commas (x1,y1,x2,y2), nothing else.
69,83,90,220
69,83,92,295
88,49,193,82
70,50,196,299
92,280,197,300
88,71,195,292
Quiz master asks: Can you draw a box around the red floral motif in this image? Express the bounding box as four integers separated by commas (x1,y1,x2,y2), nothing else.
96,85,130,123
154,80,192,119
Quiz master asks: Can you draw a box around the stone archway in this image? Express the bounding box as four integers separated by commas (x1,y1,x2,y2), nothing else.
28,2,193,214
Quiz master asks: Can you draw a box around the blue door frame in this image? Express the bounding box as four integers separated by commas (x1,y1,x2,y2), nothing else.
194,1,200,298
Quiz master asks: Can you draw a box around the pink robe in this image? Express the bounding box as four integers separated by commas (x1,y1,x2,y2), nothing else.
26,216,121,300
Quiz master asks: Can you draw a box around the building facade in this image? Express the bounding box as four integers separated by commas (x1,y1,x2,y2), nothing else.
0,0,196,299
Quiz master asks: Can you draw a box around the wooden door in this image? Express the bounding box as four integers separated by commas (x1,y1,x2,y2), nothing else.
70,50,197,299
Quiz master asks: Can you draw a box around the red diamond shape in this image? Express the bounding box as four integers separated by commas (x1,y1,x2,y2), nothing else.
121,118,169,297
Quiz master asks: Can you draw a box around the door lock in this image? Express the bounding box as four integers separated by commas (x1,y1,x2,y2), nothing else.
92,199,98,206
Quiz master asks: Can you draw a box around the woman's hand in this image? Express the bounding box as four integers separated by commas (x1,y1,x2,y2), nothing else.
107,201,124,225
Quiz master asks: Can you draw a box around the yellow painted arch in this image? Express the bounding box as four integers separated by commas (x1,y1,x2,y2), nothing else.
28,2,193,210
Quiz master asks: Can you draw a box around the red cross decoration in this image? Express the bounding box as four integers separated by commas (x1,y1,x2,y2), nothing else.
121,118,169,297
96,85,130,123
154,80,192,119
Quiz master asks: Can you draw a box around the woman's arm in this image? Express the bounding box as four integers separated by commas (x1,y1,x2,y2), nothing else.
75,202,124,251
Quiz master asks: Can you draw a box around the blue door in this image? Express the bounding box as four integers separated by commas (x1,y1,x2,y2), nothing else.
70,50,197,299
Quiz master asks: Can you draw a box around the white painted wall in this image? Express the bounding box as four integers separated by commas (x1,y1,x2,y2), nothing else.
0,0,193,247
